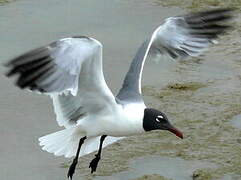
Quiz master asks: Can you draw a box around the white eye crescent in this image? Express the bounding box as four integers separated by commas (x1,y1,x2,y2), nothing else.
158,115,164,119
156,115,164,122
155,118,160,122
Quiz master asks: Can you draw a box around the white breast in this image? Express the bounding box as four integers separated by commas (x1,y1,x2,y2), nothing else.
77,102,146,137
105,102,146,137
78,103,146,137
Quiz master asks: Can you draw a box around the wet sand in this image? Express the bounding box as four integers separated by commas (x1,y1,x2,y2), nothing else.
231,114,241,130
94,156,217,180
0,0,241,180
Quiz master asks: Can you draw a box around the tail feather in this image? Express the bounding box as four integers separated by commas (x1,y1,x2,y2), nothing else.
39,127,77,157
39,127,124,158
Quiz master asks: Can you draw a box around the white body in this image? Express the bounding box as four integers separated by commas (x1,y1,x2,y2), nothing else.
39,102,146,158
78,102,146,137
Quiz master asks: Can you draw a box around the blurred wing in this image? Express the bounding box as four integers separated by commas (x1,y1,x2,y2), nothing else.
6,37,117,128
150,8,233,59
117,8,233,102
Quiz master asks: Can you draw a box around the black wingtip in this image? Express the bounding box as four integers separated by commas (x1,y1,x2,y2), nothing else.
4,65,16,78
185,8,235,23
5,70,14,77
184,8,236,37
3,61,11,67
72,35,90,40
5,65,18,77
3,58,15,69
191,7,235,15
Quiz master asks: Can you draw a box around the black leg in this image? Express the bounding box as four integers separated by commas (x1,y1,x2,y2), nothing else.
89,135,107,173
67,136,87,180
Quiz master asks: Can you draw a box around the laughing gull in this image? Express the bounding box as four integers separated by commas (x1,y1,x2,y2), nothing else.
5,8,233,179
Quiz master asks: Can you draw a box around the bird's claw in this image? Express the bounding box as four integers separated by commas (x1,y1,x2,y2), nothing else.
89,154,100,173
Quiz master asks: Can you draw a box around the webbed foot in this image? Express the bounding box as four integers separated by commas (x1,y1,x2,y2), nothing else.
89,154,100,173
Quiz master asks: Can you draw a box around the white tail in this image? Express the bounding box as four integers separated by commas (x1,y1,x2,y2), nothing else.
39,127,124,158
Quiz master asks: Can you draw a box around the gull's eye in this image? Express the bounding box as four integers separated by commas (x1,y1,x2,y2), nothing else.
155,115,164,122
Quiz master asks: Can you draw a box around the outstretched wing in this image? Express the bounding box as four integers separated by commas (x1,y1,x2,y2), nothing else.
117,8,233,103
5,37,117,128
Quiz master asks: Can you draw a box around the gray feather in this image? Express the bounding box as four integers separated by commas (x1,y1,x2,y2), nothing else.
116,40,150,103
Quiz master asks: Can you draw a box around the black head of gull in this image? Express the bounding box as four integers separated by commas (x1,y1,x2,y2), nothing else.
143,108,183,139
4,8,233,180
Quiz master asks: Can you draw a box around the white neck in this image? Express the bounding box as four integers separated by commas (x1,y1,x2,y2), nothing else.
108,102,146,137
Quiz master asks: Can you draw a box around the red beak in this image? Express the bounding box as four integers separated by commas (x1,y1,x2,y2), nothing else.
168,128,183,139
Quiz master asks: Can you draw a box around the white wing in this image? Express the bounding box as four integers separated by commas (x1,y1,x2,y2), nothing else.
150,9,232,59
117,8,233,100
6,36,117,128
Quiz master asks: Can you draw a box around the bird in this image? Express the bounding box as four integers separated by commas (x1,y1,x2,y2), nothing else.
4,8,233,180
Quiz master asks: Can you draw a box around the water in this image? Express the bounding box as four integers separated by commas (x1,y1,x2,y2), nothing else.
231,114,241,130
220,174,241,180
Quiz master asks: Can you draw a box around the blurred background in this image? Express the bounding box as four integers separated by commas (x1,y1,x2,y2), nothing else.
0,0,240,179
